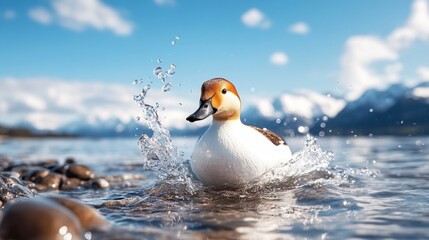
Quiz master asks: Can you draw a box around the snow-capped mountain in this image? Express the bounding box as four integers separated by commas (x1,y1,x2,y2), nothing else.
3,82,429,137
316,83,429,136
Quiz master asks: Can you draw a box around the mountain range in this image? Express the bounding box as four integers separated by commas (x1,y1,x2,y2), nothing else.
2,82,429,137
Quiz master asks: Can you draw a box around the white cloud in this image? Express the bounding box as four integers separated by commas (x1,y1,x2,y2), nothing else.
387,0,429,50
289,22,310,35
241,8,271,29
4,10,16,20
28,7,53,25
339,0,429,100
270,52,289,66
28,0,133,36
417,66,429,80
0,77,194,131
154,0,175,6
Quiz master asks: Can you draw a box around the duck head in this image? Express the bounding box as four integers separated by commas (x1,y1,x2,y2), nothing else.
186,78,241,122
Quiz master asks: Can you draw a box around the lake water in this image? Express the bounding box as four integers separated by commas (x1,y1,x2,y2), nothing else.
0,135,428,239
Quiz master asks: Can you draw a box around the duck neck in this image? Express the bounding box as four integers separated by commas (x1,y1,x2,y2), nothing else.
212,117,242,126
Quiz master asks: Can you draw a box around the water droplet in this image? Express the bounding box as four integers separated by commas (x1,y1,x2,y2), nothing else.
319,131,325,137
369,108,373,112
133,94,143,101
171,40,176,45
136,116,141,121
84,231,92,240
142,84,151,95
166,64,176,77
400,120,404,124
157,58,162,63
320,122,326,128
293,117,298,121
398,144,402,148
297,126,308,134
162,82,172,92
322,116,329,121
153,66,163,77
175,35,180,40
275,118,281,124
133,79,139,85
345,139,351,144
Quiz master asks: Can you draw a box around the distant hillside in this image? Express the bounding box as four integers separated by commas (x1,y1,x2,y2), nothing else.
0,124,77,138
3,82,429,137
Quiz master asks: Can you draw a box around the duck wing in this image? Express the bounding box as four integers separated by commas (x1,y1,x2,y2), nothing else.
250,126,288,146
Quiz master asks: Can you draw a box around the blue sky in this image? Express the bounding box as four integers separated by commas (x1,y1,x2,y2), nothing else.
0,0,428,130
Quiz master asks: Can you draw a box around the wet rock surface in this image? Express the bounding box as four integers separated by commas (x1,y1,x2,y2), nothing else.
0,156,114,239
0,157,109,203
0,196,109,240
0,197,84,240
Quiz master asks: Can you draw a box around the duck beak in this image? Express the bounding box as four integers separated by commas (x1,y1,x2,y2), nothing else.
186,98,217,122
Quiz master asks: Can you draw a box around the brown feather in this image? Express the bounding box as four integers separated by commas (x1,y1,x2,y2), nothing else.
250,126,288,146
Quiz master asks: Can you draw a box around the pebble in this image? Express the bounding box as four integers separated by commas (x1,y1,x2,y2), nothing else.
0,197,84,240
48,196,109,230
66,164,95,181
0,157,110,204
24,166,49,182
90,178,110,189
61,176,82,191
36,172,62,190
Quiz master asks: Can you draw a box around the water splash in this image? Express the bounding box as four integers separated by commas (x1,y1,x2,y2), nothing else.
153,64,177,84
248,135,378,192
162,82,172,92
165,64,176,77
134,76,196,194
153,67,166,81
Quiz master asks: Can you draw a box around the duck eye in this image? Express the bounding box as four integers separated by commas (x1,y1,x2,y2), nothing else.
221,88,227,94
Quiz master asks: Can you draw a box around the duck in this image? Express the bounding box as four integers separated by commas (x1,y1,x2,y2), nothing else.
186,78,292,188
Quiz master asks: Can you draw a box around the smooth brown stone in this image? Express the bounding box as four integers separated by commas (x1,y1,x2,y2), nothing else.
53,164,70,174
0,197,83,240
24,167,49,182
65,157,76,165
35,159,59,169
60,176,82,190
48,196,109,230
36,172,62,190
90,178,110,189
66,164,94,181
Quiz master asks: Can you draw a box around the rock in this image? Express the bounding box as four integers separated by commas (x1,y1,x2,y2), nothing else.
90,178,109,189
0,197,84,240
36,172,62,190
60,176,82,191
66,164,94,181
52,164,70,174
23,166,49,182
35,159,59,169
65,157,76,165
48,196,109,230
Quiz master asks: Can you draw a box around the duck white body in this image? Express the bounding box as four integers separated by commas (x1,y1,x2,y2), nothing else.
191,119,292,187
186,78,292,188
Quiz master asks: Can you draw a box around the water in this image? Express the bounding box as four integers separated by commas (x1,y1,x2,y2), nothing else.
1,136,428,239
